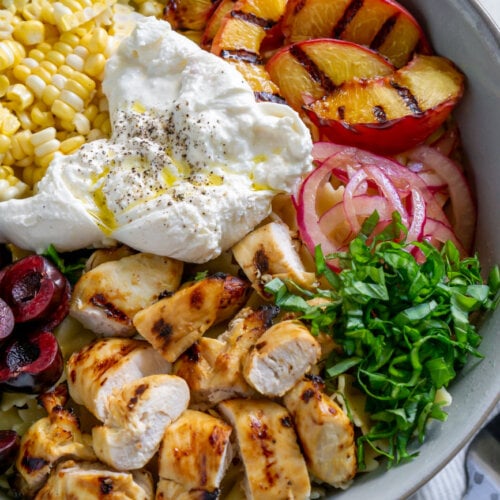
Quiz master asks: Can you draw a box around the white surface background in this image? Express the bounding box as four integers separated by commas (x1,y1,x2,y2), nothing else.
478,0,500,26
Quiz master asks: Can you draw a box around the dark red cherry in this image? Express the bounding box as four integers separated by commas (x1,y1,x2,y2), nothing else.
0,329,63,394
0,298,15,340
0,430,20,475
0,255,70,330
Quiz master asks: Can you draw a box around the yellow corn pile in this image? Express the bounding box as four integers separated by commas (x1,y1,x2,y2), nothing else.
0,0,163,200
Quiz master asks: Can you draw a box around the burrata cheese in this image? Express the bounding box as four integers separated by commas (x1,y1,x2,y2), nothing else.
0,16,312,263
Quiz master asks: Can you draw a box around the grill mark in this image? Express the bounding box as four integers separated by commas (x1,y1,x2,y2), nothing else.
373,105,387,122
293,0,306,15
370,13,399,51
220,49,262,64
289,44,337,93
390,81,422,114
332,0,364,38
90,294,130,324
231,10,276,29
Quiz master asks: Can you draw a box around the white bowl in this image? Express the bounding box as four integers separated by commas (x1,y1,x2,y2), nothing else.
332,1,500,498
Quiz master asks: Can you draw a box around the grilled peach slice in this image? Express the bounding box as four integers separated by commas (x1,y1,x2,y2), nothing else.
282,0,431,68
164,0,221,31
305,55,464,154
266,38,394,112
210,0,287,101
201,0,237,49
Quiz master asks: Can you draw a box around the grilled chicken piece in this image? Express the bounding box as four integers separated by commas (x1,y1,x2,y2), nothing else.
133,274,250,363
156,479,217,500
34,460,153,499
93,374,190,471
157,409,232,497
67,337,171,422
232,221,316,297
283,376,357,489
174,306,278,407
14,384,96,498
218,399,310,500
70,253,183,337
84,245,136,272
243,319,320,397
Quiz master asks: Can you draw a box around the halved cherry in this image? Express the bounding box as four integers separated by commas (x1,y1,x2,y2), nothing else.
304,55,464,154
0,430,20,475
0,255,71,330
0,329,63,394
0,298,15,341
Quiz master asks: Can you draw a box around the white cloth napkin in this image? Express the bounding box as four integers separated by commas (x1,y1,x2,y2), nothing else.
409,402,500,500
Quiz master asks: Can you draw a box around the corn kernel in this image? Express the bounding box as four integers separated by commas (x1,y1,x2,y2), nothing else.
1,113,20,135
58,64,75,78
34,138,60,158
66,53,84,71
6,83,34,110
53,41,73,56
59,89,84,111
60,134,85,154
87,27,108,53
73,45,89,59
31,65,52,84
0,75,9,97
46,50,66,66
86,128,104,141
51,73,67,90
13,20,45,46
16,110,33,130
0,40,25,71
83,103,98,122
60,0,84,12
16,156,34,168
3,150,14,166
28,48,45,62
12,64,31,82
14,130,34,156
25,74,47,98
36,42,52,54
40,60,57,74
59,118,75,131
35,152,54,170
71,70,95,93
0,135,10,154
41,84,60,106
59,32,80,47
84,52,105,77
73,112,90,134
31,103,55,127
64,78,88,100
92,111,108,129
31,127,56,146
22,57,39,69
51,99,76,121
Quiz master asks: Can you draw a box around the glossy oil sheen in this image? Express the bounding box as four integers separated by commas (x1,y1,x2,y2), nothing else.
330,0,500,498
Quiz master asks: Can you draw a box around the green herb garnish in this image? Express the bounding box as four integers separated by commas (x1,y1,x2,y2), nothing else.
42,244,87,284
265,213,499,468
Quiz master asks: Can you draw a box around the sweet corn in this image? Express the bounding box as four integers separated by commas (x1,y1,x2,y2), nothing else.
0,165,29,201
84,52,105,77
30,127,56,146
13,20,46,46
0,40,25,71
6,84,34,110
0,0,131,189
0,75,10,97
60,133,85,153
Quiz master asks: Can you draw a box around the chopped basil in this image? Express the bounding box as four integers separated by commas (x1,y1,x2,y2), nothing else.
265,214,499,468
